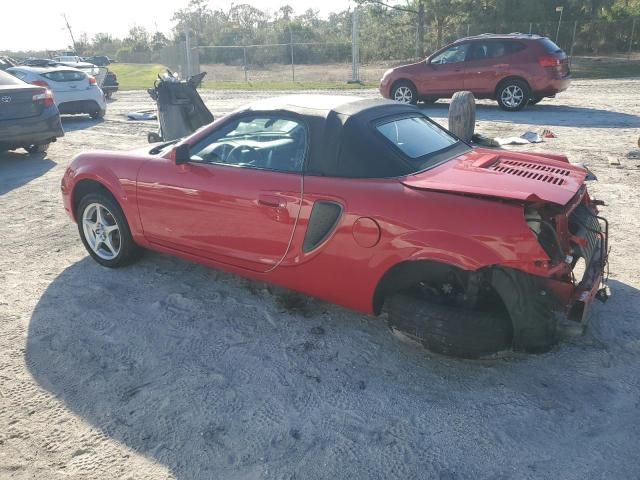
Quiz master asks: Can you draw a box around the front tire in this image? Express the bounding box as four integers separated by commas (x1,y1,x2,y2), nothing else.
496,79,530,111
77,192,142,268
391,80,418,105
25,143,50,154
387,292,513,359
90,109,106,120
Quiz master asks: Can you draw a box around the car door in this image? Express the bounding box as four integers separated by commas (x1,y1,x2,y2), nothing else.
463,40,510,94
419,43,470,96
136,113,307,273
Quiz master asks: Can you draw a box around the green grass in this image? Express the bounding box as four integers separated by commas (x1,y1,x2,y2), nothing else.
109,63,167,90
110,59,640,92
570,57,640,79
201,80,378,90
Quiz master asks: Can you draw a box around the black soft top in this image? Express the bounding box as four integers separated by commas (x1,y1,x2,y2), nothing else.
240,95,424,178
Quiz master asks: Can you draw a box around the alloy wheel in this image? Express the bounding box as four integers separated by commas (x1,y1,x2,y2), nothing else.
501,85,524,108
82,203,121,260
394,86,413,103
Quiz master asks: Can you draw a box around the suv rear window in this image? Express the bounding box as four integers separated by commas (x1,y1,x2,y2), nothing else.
42,70,86,82
540,38,563,54
376,116,458,159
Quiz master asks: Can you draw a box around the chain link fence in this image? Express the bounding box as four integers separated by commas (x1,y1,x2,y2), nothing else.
123,14,640,84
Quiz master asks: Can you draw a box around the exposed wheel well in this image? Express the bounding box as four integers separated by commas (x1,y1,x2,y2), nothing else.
390,79,416,94
72,179,116,220
373,260,475,314
494,76,531,98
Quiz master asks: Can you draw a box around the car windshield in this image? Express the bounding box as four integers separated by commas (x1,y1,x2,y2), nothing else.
376,116,468,171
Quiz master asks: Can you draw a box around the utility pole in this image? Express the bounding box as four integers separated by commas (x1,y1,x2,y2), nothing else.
63,14,77,53
350,7,360,83
185,28,192,77
555,6,564,44
289,24,295,82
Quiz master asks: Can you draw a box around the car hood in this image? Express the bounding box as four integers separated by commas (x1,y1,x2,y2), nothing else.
401,148,587,205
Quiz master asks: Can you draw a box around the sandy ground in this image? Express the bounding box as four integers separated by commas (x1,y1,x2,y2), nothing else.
1,80,640,480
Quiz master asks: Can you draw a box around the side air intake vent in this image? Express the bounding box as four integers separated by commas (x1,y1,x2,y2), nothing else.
303,201,343,253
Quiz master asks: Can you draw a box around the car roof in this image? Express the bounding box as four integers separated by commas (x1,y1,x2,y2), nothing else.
242,94,404,118
456,33,545,42
9,65,84,74
232,94,423,177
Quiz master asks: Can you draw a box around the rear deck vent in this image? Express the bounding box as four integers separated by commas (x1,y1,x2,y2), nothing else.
489,159,570,185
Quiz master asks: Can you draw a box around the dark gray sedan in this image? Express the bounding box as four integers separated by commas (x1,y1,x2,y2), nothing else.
0,70,64,154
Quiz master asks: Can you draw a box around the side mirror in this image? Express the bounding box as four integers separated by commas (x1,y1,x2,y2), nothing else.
174,144,191,165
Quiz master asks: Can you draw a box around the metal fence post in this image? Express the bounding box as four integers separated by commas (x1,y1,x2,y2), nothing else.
243,46,248,82
350,8,360,83
290,25,295,82
185,28,191,77
569,20,578,66
629,18,637,60
529,23,532,34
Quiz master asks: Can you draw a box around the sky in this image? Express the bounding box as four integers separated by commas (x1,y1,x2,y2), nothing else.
2,0,355,52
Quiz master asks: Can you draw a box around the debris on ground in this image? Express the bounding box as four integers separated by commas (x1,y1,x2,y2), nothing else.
471,133,500,147
127,110,157,121
472,129,548,147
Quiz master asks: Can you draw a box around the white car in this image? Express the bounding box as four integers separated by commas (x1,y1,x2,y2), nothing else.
7,65,106,119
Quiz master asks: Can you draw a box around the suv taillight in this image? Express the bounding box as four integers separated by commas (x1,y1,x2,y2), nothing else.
538,55,562,68
31,80,50,88
88,76,97,86
33,88,55,107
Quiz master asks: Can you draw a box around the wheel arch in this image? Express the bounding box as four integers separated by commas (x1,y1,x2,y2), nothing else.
71,178,119,220
372,259,479,314
390,78,417,95
494,75,531,98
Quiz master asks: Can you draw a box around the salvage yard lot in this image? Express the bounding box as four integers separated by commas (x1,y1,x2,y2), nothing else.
1,79,640,479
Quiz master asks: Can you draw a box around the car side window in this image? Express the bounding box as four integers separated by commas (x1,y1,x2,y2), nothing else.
467,41,509,61
189,115,307,173
430,44,470,64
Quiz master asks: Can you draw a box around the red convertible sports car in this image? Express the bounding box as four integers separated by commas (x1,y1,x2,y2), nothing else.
61,95,608,358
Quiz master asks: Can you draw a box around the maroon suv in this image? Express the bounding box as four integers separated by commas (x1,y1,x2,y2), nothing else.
379,34,571,111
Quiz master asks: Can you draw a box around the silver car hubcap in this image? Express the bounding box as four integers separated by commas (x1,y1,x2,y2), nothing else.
501,85,524,108
82,203,121,260
394,86,413,103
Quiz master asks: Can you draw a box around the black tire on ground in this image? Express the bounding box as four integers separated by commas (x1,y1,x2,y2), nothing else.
105,91,113,99
448,91,476,142
490,267,558,353
390,80,418,105
387,293,513,359
76,192,142,268
147,132,162,143
25,143,50,154
496,79,530,111
90,109,106,120
529,96,544,105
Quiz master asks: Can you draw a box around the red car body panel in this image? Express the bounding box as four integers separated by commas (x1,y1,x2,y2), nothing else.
402,148,587,205
62,149,584,315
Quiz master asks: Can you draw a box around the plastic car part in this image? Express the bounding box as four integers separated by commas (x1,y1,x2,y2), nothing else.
303,201,343,252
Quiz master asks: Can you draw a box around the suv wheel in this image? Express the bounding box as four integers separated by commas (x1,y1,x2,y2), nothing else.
391,81,417,105
497,80,530,111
